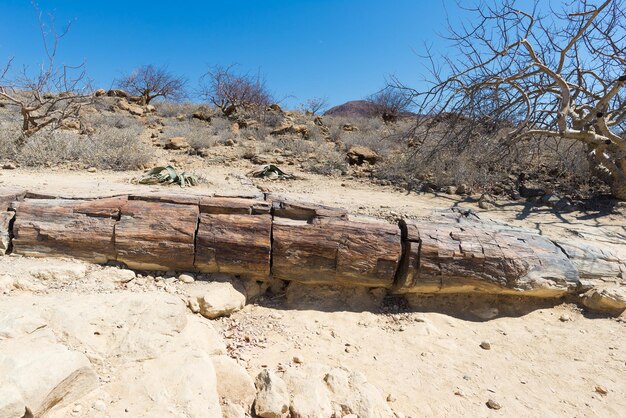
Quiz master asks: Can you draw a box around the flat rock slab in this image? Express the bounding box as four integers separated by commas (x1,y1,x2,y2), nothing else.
116,200,198,271
272,218,402,287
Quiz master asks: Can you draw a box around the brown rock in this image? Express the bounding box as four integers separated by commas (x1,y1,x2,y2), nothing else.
164,136,190,150
94,88,106,97
347,146,378,165
107,89,129,98
192,111,211,122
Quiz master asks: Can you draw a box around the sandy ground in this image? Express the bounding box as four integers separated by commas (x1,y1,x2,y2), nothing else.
1,164,626,417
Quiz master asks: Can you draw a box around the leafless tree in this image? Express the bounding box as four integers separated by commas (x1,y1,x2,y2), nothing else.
394,0,626,199
300,96,329,115
115,65,186,105
0,4,92,139
367,87,412,122
199,65,273,117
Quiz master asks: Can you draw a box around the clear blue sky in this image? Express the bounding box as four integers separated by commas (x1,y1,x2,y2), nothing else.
0,0,458,108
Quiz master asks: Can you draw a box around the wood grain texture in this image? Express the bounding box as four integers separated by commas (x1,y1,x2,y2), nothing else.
115,200,198,271
397,219,579,295
195,214,271,279
11,199,118,263
272,218,402,287
199,197,271,215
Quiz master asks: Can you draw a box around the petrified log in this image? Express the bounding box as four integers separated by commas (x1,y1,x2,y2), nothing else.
195,214,271,279
271,198,348,223
199,197,271,215
11,198,122,263
115,200,198,271
396,219,579,296
272,218,402,287
0,187,26,211
0,211,14,255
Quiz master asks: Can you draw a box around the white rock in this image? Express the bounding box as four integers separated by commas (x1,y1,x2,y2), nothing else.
283,364,333,418
254,369,290,418
28,262,87,281
222,401,246,418
89,268,136,283
178,273,195,283
0,337,98,417
0,385,26,418
93,399,107,412
187,281,246,319
105,348,222,417
212,355,256,410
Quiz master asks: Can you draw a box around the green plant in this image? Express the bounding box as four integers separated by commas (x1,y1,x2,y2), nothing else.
139,165,198,187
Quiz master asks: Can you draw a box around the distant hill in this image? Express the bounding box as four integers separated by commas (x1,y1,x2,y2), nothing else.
323,100,378,118
324,100,417,119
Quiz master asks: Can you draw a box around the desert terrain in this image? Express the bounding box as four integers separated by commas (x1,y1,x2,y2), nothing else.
1,141,625,417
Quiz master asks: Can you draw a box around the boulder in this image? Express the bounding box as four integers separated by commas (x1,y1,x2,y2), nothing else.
192,111,212,122
222,402,246,418
187,281,246,319
164,136,190,150
107,89,129,98
117,99,144,116
105,348,222,417
94,88,106,97
254,369,290,418
581,287,626,314
87,267,136,284
0,337,98,417
346,146,378,165
270,124,309,139
212,355,256,411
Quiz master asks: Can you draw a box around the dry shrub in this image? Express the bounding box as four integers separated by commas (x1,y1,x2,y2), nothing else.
164,121,223,149
305,149,348,175
0,122,19,160
18,126,152,170
154,101,204,118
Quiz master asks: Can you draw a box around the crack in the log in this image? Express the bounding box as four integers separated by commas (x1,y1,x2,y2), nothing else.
192,213,201,272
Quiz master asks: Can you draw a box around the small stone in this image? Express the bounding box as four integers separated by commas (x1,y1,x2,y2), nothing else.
93,400,106,412
595,385,608,395
292,355,303,364
386,393,396,402
72,404,82,413
480,341,491,350
559,314,571,322
87,167,97,173
178,273,195,283
2,163,16,170
486,399,501,410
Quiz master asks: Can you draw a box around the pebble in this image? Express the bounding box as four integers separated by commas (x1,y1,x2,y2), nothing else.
2,163,16,170
178,273,194,283
386,393,397,402
72,404,82,413
559,314,571,322
292,355,303,364
87,167,97,173
486,399,502,410
595,385,608,395
480,341,491,350
93,400,106,412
